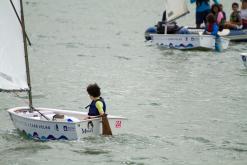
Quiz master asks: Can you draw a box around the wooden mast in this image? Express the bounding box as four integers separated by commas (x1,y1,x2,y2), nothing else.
20,0,33,111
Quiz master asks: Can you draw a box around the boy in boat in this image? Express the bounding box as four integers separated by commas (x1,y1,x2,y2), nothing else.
190,0,219,28
85,83,106,118
224,2,243,30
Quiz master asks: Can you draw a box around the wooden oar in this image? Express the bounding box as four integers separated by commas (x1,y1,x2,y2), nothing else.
101,114,112,135
87,114,113,135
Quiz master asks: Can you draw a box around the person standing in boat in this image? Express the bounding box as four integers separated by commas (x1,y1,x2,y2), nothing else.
240,0,247,29
190,0,219,28
85,83,106,118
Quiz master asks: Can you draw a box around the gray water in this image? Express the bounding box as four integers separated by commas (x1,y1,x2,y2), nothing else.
0,0,247,164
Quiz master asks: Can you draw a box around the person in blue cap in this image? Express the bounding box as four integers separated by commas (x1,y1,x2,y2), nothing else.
191,0,220,28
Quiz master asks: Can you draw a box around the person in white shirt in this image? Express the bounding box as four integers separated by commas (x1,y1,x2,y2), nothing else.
240,0,247,28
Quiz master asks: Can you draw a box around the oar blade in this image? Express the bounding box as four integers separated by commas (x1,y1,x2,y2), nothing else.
101,114,112,135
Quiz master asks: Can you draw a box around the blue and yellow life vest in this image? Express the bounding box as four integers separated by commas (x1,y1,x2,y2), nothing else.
88,97,106,116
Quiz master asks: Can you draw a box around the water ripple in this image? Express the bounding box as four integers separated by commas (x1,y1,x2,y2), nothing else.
72,148,110,155
183,136,211,144
222,147,247,153
115,56,131,60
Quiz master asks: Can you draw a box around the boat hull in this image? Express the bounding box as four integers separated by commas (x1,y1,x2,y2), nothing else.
149,34,229,50
7,107,126,140
227,29,247,41
188,28,247,42
145,26,247,42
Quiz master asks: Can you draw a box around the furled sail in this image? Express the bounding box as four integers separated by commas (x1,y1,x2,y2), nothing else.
165,0,189,22
0,0,29,91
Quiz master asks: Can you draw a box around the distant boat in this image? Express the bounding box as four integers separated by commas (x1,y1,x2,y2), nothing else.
145,0,229,51
241,53,247,68
0,0,126,140
188,28,247,42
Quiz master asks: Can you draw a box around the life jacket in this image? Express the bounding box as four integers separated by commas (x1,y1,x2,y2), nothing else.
87,97,106,116
230,11,241,23
205,23,219,36
207,23,213,32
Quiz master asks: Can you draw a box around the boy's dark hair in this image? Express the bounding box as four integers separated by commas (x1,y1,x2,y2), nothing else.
87,83,101,97
232,2,239,8
206,13,216,24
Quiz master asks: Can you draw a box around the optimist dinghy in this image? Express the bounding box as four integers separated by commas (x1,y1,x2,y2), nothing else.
1,0,126,140
8,107,126,140
145,0,229,51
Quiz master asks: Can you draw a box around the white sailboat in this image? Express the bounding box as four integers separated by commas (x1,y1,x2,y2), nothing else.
145,0,229,50
1,0,126,141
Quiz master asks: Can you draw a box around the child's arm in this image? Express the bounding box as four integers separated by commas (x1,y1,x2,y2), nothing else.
217,12,224,24
95,101,104,115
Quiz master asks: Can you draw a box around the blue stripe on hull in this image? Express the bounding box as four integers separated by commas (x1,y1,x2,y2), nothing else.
168,43,194,49
20,130,68,141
